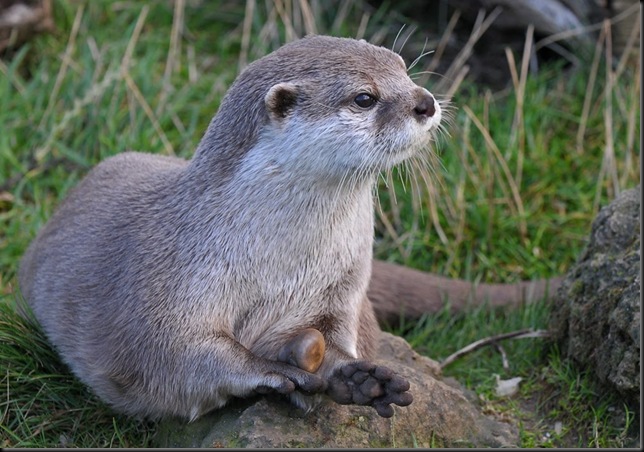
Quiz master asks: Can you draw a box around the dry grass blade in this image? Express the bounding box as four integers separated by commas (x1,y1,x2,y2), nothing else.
34,69,123,162
594,20,620,211
330,0,352,33
493,343,510,371
424,9,460,76
273,0,297,42
123,72,175,155
375,202,407,258
576,23,606,155
440,7,501,93
297,0,317,36
443,64,469,99
355,12,370,41
118,5,174,155
621,65,639,186
463,105,528,242
422,172,449,245
613,12,640,79
384,170,401,227
254,5,278,57
534,1,640,53
120,4,149,74
158,0,185,115
37,3,84,131
505,25,533,188
0,58,25,95
238,0,256,71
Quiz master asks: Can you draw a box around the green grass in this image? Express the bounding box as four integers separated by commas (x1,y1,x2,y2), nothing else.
0,0,640,448
0,299,154,447
391,299,638,448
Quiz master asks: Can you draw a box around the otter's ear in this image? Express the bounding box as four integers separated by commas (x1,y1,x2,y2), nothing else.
265,82,299,121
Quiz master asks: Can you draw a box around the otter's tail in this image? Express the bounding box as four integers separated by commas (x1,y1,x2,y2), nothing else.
368,260,563,325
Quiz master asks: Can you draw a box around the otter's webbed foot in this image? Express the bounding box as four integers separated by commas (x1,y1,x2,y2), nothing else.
326,360,413,417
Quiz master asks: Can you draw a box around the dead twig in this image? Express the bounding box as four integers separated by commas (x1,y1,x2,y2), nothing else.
439,328,550,370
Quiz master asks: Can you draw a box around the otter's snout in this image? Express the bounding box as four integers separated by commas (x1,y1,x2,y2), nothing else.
413,90,437,120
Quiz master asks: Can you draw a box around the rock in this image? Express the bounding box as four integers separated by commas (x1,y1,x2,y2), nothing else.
551,185,640,404
154,332,518,448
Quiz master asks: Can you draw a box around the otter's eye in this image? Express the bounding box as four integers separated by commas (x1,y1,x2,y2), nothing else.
354,93,377,109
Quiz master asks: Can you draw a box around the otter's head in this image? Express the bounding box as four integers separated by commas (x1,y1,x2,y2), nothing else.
197,35,442,185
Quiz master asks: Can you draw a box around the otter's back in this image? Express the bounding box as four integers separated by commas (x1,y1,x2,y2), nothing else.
18,151,188,344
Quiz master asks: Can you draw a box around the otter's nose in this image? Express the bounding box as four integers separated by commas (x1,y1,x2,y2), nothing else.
413,91,436,120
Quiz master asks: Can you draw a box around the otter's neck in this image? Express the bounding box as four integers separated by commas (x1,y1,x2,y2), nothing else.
187,91,264,191
181,144,376,278
222,153,375,253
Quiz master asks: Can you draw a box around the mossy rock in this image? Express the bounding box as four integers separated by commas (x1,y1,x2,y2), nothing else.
551,185,640,405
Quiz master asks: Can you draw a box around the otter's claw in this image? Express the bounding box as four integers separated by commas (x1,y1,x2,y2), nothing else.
327,360,412,417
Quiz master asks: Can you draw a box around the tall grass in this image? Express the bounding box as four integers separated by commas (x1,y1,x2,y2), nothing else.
0,0,639,447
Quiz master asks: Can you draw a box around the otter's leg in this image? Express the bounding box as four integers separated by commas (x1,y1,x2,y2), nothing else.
111,333,328,420
198,335,327,397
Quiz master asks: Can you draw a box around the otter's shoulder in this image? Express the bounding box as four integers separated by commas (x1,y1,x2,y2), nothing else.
78,151,187,192
91,151,188,177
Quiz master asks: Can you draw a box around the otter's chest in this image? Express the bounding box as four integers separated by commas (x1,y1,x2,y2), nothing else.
226,218,372,358
194,177,376,357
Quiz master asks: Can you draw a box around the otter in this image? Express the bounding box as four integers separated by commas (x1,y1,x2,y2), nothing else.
18,35,442,420
18,35,559,421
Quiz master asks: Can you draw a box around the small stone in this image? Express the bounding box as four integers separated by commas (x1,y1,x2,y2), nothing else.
494,375,522,397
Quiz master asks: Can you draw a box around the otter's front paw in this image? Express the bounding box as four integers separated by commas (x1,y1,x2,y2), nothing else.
326,360,412,417
254,361,327,396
